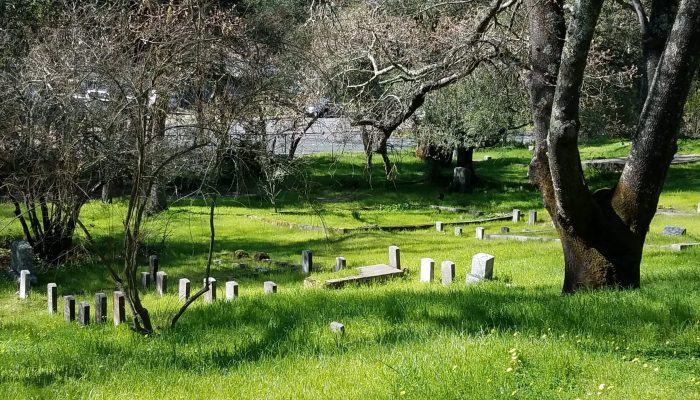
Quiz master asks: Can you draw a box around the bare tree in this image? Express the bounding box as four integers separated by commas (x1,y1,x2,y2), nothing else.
526,0,700,293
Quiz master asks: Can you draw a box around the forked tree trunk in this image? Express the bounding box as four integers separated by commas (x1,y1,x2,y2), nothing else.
526,0,700,292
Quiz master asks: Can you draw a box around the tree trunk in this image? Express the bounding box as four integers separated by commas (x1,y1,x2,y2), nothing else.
376,134,395,180
148,183,168,214
526,0,700,293
101,181,113,203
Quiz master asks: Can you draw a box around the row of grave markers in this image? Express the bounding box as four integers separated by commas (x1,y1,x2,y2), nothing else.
418,253,494,284
436,209,538,235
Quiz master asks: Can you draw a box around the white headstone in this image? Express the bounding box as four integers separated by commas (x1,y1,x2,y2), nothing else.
225,281,239,301
64,295,75,322
528,210,537,225
512,209,521,222
441,261,455,285
113,291,125,326
141,272,151,290
435,221,444,232
78,301,90,326
203,277,217,303
156,271,168,296
476,227,485,240
18,270,30,299
420,258,435,283
95,292,107,324
330,321,345,334
389,246,401,269
483,155,492,161
335,257,346,272
179,278,191,301
264,281,277,294
454,227,462,236
47,283,57,314
467,253,495,284
301,250,313,274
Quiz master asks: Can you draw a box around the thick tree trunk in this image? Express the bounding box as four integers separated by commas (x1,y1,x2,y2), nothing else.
526,0,700,293
148,183,168,214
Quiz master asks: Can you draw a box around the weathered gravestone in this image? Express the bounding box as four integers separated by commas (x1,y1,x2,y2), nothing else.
95,293,107,324
441,261,455,285
264,281,277,294
500,227,510,234
528,210,538,225
47,283,57,314
662,226,687,236
203,277,217,303
64,295,76,322
420,258,435,283
454,227,462,236
330,321,345,334
10,241,34,276
389,246,401,269
141,272,151,290
466,253,495,284
225,281,239,301
483,155,492,161
78,301,90,326
18,270,30,299
302,250,313,274
179,278,191,301
476,227,485,240
149,255,159,279
453,167,469,193
156,271,168,296
435,221,444,232
335,257,346,272
512,209,521,223
113,291,125,326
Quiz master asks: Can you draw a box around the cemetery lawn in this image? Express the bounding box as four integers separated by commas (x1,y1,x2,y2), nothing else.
1,140,700,399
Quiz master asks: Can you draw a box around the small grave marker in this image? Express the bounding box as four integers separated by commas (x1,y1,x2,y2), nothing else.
436,221,444,232
512,209,521,222
78,301,90,326
454,227,462,236
528,210,537,225
18,269,30,299
476,227,485,240
483,155,492,161
156,271,168,296
389,246,401,269
662,226,686,236
113,291,125,326
95,293,107,324
64,295,76,322
335,257,346,272
203,277,217,303
149,255,159,278
264,281,277,294
47,283,57,314
141,272,150,290
441,261,455,285
302,250,313,274
501,227,510,234
467,253,495,284
420,258,435,283
330,321,345,334
225,281,239,301
179,278,191,301
10,240,34,276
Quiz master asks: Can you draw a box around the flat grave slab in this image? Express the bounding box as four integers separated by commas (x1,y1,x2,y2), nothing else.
324,264,404,288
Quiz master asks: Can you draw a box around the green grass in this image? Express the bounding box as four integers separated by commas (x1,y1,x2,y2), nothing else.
1,139,700,399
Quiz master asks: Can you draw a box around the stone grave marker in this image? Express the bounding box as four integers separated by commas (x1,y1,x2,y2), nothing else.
662,226,686,236
64,295,76,322
10,240,34,276
453,167,469,193
501,227,510,234
454,227,462,236
483,155,492,161
156,271,168,296
335,257,346,272
78,301,90,326
436,221,444,232
330,321,345,334
528,210,537,225
466,253,495,284
113,291,125,326
203,277,217,303
225,281,239,301
420,258,435,283
476,227,485,240
264,281,277,294
47,283,57,314
512,209,521,222
302,250,313,274
18,270,30,299
179,278,191,301
389,246,401,269
149,255,159,279
441,261,455,285
95,293,107,324
141,272,151,290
